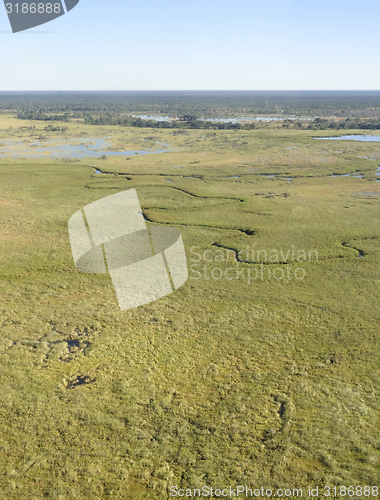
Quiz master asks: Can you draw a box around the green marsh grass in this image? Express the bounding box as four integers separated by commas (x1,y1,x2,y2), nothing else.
0,119,379,498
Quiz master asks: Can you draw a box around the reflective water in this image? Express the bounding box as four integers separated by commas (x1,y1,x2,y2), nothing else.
357,155,376,160
131,115,316,124
0,137,174,159
315,135,380,142
131,115,173,122
201,116,313,123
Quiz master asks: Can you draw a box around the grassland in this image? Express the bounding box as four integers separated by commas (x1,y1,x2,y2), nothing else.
0,115,379,499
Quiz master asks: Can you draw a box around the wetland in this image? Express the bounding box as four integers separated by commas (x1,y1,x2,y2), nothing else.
0,100,379,498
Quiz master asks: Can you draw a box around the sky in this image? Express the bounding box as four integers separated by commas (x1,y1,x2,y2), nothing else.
0,0,379,91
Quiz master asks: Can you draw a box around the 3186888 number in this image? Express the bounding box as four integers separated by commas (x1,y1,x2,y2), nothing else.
324,485,379,496
5,3,61,14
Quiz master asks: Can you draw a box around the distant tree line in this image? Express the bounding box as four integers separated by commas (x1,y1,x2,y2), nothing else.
83,114,257,130
282,117,380,131
4,91,380,122
17,111,71,122
308,117,380,130
16,110,258,129
16,110,380,132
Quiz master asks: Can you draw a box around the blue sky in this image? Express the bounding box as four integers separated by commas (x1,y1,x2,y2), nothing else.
0,0,379,90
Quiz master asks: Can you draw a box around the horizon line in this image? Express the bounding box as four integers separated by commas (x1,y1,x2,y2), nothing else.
0,89,380,93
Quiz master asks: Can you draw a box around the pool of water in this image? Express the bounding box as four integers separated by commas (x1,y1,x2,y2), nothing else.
226,175,240,179
0,137,174,159
131,115,315,124
355,192,380,196
357,155,376,160
131,115,173,122
315,135,380,142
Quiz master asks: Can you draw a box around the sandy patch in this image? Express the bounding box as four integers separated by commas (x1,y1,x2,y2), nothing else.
0,198,23,207
0,227,34,243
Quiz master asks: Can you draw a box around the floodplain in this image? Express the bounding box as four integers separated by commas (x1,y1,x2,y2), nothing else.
0,111,379,498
